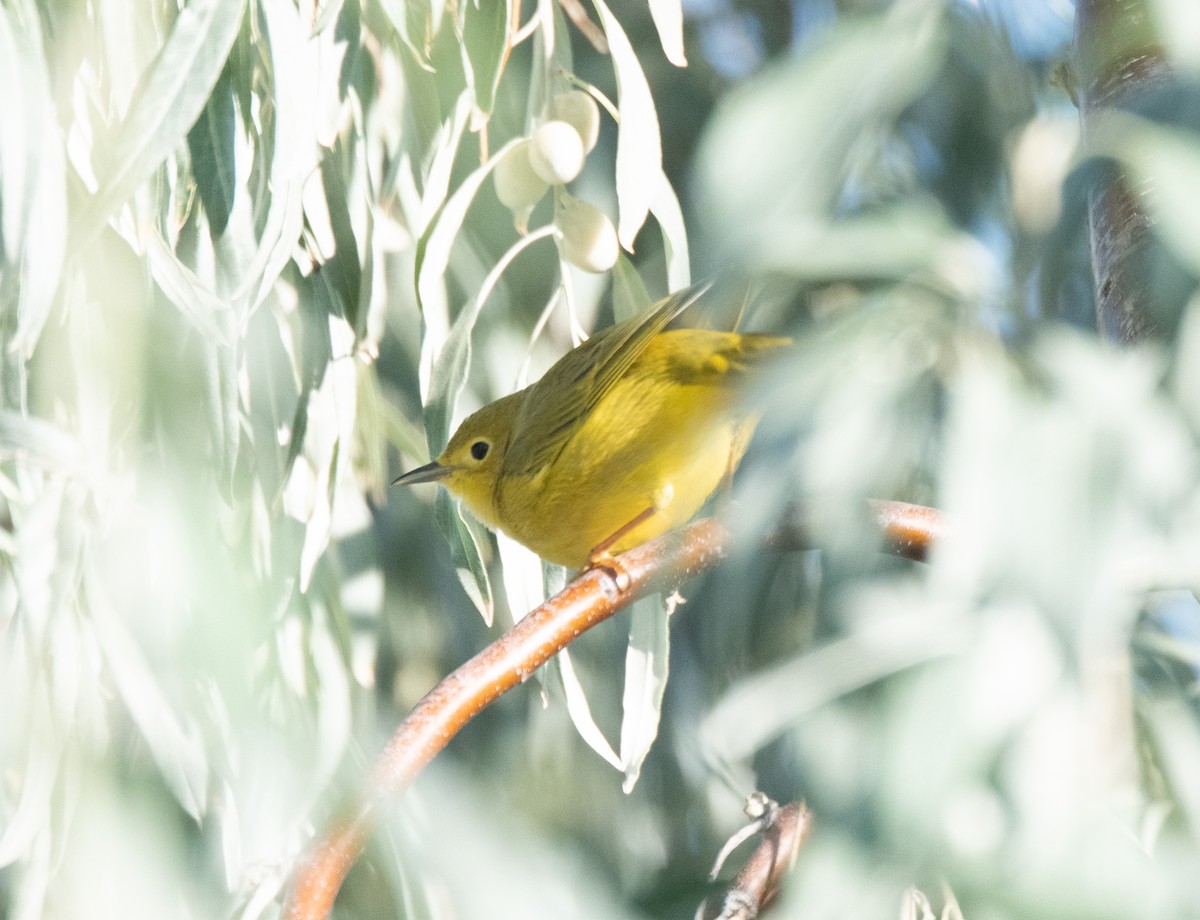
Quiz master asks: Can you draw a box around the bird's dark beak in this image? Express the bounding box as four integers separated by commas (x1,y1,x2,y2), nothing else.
392,461,451,486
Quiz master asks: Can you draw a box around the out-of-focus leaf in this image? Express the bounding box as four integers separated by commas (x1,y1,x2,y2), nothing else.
0,5,66,358
309,601,353,786
312,0,346,33
145,233,233,344
696,14,942,263
317,143,363,330
0,717,61,868
619,595,669,792
1147,0,1200,74
937,331,1198,627
701,601,965,763
0,413,83,476
412,762,652,919
593,0,661,249
461,0,511,127
754,203,968,285
75,0,247,245
435,491,494,625
648,0,686,67
186,57,236,236
87,568,210,819
1096,113,1200,277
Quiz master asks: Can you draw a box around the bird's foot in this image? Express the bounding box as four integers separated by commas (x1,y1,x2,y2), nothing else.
585,550,631,594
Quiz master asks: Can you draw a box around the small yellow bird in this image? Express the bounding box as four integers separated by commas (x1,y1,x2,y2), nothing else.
394,283,789,570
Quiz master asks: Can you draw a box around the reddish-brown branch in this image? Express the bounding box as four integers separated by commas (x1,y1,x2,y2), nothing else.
700,802,814,920
282,501,942,920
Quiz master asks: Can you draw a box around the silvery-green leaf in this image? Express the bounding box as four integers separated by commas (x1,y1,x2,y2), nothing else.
461,0,511,127
87,568,210,819
619,594,670,793
0,6,66,359
0,413,84,477
435,491,495,625
186,59,236,236
496,532,546,622
593,0,661,249
75,0,247,246
557,649,621,770
649,172,690,291
232,0,319,314
418,137,523,453
648,0,686,66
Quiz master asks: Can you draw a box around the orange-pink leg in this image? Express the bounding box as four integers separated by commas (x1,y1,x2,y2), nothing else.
585,505,658,590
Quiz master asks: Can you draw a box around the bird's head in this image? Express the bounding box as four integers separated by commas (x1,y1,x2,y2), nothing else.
392,391,524,527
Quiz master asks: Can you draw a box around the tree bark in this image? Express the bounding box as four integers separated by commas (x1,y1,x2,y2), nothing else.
1074,0,1169,344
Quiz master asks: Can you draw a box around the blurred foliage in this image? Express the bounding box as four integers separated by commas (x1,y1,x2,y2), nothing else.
3,0,1200,919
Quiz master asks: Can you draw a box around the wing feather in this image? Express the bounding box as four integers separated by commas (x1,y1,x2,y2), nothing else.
502,281,712,477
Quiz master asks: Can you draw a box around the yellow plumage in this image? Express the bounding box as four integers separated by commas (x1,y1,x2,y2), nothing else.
394,285,789,570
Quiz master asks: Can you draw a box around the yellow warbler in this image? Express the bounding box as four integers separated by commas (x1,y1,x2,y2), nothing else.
394,284,789,570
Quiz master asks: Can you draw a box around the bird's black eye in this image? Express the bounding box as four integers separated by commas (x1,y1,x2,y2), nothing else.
470,440,490,461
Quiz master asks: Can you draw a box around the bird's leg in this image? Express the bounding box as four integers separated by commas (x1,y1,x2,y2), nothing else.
585,504,658,591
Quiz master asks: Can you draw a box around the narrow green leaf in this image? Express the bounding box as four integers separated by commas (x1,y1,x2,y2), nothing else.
435,491,495,625
416,137,522,452
649,171,691,290
593,0,662,249
416,90,474,236
648,0,687,66
461,0,511,126
496,532,546,623
619,594,670,792
557,649,622,769
75,0,247,245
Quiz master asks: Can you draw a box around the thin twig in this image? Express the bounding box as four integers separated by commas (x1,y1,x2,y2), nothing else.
282,501,942,920
699,800,814,920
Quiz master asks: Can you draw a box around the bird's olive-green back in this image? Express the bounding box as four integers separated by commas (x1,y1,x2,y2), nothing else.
501,282,711,478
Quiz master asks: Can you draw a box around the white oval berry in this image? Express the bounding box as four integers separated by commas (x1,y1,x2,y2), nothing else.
551,91,601,153
558,199,618,273
528,121,585,185
494,140,549,211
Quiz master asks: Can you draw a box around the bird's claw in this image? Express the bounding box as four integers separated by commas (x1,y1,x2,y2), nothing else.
586,552,631,594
